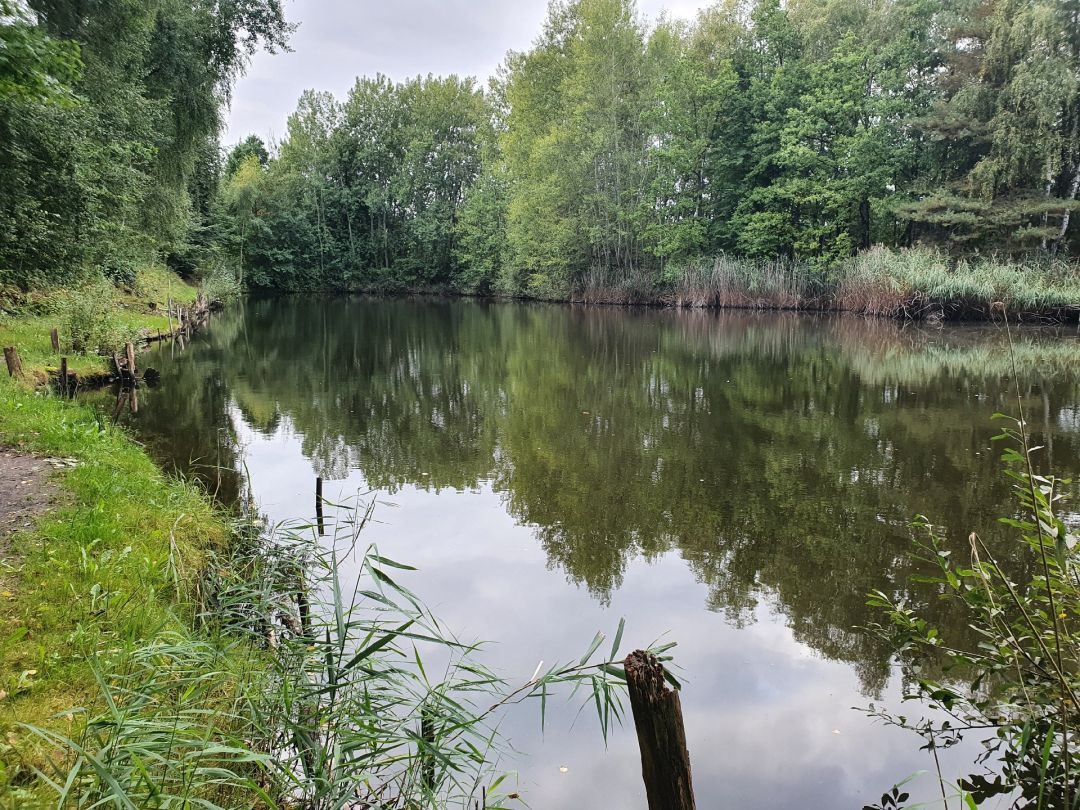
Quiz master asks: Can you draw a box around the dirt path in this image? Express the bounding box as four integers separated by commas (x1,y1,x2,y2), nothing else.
0,450,60,558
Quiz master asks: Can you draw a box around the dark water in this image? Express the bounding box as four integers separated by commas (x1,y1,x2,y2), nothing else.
116,297,1080,808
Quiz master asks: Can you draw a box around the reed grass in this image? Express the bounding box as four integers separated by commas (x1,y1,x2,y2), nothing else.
836,247,1080,319
572,247,1080,321
670,255,817,309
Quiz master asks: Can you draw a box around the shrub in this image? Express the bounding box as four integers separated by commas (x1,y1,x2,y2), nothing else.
56,276,139,355
199,261,243,306
867,406,1080,807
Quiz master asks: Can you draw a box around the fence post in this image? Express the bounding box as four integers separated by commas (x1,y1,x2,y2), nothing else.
3,347,22,378
624,650,696,810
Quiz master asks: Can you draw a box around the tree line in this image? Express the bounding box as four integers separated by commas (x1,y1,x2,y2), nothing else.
213,0,1080,296
3,0,1079,297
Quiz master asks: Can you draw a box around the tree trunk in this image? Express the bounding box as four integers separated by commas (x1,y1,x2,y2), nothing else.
1051,164,1080,255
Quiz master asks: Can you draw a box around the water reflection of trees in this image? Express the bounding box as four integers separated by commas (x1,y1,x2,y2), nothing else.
130,298,1080,693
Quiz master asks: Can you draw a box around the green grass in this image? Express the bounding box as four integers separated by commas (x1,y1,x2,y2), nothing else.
0,373,228,802
131,263,199,311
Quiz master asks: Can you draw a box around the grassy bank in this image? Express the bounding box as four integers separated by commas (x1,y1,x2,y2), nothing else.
0,265,199,381
0,371,229,804
573,247,1080,320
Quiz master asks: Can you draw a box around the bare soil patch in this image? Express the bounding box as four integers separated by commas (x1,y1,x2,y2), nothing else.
0,450,60,552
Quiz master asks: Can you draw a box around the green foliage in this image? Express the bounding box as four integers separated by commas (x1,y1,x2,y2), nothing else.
216,0,1080,299
898,0,1080,253
868,401,1080,806
0,0,290,291
55,275,140,355
199,260,242,306
0,0,80,104
215,75,493,293
7,0,1080,301
454,159,510,294
223,134,269,178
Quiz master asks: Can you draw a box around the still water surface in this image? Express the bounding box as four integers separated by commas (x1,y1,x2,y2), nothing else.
120,297,1080,808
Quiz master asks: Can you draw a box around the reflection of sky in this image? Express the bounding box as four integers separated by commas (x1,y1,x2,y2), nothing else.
231,404,996,809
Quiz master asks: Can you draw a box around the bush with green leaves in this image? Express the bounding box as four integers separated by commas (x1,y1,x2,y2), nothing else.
867,405,1080,808
199,261,243,307
55,276,139,355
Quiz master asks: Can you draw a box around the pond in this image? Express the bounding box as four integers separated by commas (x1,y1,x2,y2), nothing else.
117,297,1080,808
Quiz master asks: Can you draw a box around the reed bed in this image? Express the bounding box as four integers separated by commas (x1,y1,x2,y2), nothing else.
836,247,1080,319
571,247,1080,321
670,255,817,310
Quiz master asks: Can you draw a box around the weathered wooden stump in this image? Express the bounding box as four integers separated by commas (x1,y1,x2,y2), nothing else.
3,346,22,378
49,328,60,353
59,357,70,397
624,650,696,810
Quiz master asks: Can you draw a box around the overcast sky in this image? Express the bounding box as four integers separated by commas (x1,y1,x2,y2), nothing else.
224,0,709,146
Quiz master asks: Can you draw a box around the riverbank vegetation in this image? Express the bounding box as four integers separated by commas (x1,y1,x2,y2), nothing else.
0,264,200,379
0,374,229,802
867,407,1080,806
0,0,276,371
205,0,1080,318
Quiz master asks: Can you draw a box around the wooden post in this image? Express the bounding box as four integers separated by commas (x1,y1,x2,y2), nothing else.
49,328,60,353
59,357,69,397
125,342,136,379
315,476,325,536
3,347,22,378
624,650,696,810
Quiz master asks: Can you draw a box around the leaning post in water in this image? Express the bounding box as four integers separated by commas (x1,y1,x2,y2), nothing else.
624,649,697,810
